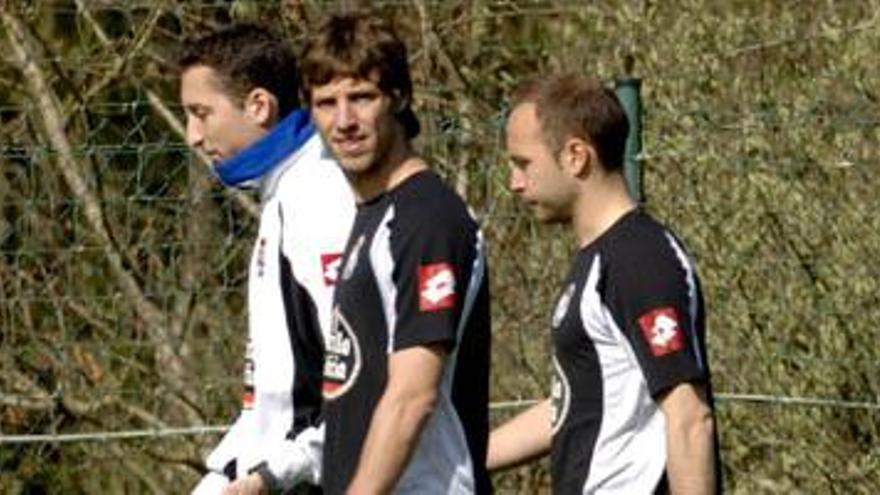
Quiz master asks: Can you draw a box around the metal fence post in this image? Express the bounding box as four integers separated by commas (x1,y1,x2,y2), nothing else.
614,78,644,203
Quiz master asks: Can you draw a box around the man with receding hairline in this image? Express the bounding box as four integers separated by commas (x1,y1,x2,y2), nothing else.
487,74,720,494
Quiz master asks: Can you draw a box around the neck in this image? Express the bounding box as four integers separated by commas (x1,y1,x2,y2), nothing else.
352,135,427,203
571,172,637,248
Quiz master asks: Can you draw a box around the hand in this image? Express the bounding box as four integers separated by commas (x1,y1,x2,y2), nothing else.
221,473,266,495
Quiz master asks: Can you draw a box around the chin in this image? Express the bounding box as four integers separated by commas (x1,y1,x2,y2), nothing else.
339,155,377,175
533,209,566,225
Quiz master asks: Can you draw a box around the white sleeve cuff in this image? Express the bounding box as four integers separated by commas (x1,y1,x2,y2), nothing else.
265,423,325,489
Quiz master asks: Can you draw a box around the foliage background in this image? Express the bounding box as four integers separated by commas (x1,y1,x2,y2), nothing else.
1,0,878,493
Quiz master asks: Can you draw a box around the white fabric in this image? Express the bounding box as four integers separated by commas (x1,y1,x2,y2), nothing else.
191,471,229,495
579,255,667,494
195,134,354,491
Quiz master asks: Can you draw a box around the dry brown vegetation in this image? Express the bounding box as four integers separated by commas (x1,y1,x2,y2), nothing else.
1,1,878,493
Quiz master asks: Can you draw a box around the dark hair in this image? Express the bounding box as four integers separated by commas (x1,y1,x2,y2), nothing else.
511,74,628,172
300,12,420,139
178,23,300,118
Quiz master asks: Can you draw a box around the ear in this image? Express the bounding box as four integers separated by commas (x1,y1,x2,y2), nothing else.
243,88,279,128
390,89,410,114
560,137,594,178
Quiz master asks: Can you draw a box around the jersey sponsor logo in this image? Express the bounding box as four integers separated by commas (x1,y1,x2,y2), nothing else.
552,283,576,329
418,262,456,311
638,306,685,357
320,253,343,286
322,307,361,400
550,355,571,435
341,235,365,281
242,341,255,410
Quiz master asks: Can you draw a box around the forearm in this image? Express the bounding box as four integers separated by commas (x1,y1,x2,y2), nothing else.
347,389,436,494
662,385,717,494
486,399,552,471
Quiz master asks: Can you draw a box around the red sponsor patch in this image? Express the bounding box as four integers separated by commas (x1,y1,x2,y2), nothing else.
418,263,457,311
321,253,343,286
322,380,342,395
638,307,685,357
242,389,254,410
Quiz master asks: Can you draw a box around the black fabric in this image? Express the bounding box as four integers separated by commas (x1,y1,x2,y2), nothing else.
549,209,719,494
550,251,604,495
223,459,237,481
278,248,323,437
321,171,491,494
252,461,324,495
450,274,492,495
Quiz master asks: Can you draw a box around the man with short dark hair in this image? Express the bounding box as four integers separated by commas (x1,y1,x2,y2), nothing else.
179,23,355,495
300,12,492,495
487,74,720,494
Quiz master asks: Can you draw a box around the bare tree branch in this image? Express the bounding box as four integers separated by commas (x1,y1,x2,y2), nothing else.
71,0,259,218
1,7,198,424
414,0,476,198
78,1,165,105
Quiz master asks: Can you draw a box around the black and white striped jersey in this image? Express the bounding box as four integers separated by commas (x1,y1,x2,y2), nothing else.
195,111,355,494
321,171,492,495
549,209,718,494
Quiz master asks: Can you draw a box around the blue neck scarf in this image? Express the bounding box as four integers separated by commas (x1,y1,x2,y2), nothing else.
214,109,316,187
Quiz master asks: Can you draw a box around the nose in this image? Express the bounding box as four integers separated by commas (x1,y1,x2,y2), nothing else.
509,168,526,193
335,100,357,133
185,116,204,149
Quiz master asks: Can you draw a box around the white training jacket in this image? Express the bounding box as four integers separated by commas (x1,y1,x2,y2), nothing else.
192,110,355,494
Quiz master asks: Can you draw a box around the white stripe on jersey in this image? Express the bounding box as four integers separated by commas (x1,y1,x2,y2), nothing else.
368,205,399,355
663,232,704,371
579,255,667,495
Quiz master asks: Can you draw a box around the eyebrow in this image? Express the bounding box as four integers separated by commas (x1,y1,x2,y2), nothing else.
183,103,207,113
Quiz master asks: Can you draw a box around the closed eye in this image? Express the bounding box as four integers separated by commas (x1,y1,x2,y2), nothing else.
184,104,210,120
509,156,529,170
349,90,380,104
312,97,336,109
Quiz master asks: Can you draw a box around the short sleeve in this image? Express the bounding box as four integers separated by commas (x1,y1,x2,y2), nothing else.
604,230,707,397
386,208,478,352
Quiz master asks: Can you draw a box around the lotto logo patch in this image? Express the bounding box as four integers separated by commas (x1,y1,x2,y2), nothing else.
638,307,685,357
321,253,343,286
418,263,456,311
242,389,255,410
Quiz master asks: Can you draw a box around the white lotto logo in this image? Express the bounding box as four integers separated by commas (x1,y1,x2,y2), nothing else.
650,314,679,347
638,306,685,357
325,258,340,281
422,270,454,303
419,262,457,311
321,253,343,286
